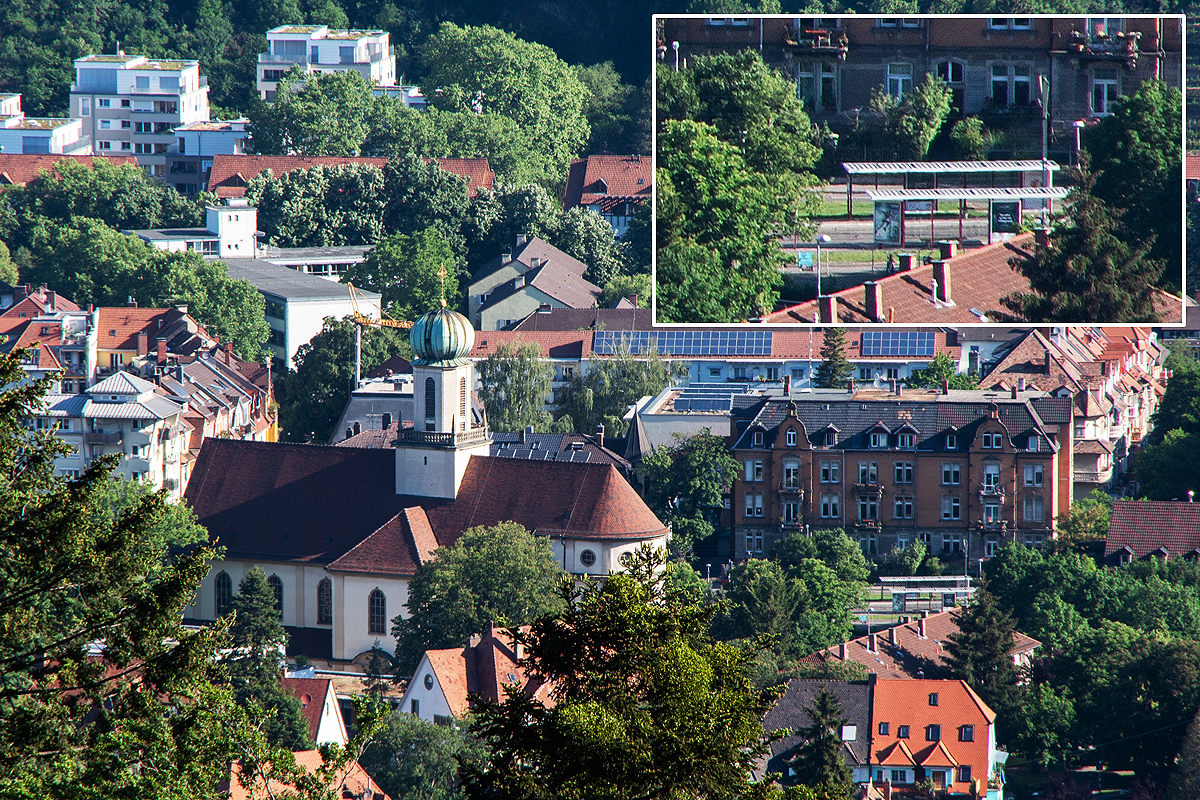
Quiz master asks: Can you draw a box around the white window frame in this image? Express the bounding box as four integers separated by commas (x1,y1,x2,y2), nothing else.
1024,495,1044,522
894,461,914,484
1024,464,1044,486
942,495,961,520
942,462,961,485
1091,67,1119,115
786,428,797,446
887,62,913,100
821,461,839,483
821,494,840,518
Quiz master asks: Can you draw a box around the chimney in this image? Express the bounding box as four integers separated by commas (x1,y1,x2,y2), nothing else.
889,626,898,646
838,642,847,659
932,260,953,305
1044,351,1052,374
222,341,232,364
917,617,926,637
818,295,837,324
174,304,188,316
1034,227,1050,248
521,426,530,445
846,378,855,392
1011,385,1018,399
868,633,877,653
1018,377,1026,391
345,427,353,440
136,330,148,356
501,252,512,265
942,379,950,394
529,257,541,269
382,412,392,429
126,296,137,308
14,285,28,302
46,290,56,310
938,240,957,261
156,339,167,366
898,253,914,272
596,423,605,449
516,233,528,248
783,375,791,396
864,281,883,323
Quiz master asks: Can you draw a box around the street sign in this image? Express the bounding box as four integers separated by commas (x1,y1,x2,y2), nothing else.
797,251,814,270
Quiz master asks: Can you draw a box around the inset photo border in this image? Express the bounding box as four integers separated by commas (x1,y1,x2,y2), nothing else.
651,14,1187,327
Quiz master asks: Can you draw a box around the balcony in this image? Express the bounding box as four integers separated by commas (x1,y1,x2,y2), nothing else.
854,519,883,532
85,432,122,445
784,25,849,59
1066,29,1141,67
978,519,1009,533
979,482,1005,497
259,53,308,64
396,427,490,448
61,136,91,154
852,482,883,497
125,456,151,472
778,480,804,497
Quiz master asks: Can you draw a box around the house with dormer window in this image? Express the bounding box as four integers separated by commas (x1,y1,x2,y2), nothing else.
562,155,652,238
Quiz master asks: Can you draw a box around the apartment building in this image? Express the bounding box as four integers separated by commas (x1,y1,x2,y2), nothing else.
0,93,91,155
170,118,250,194
659,15,1182,159
128,201,259,259
728,386,1072,567
69,54,210,184
257,25,396,101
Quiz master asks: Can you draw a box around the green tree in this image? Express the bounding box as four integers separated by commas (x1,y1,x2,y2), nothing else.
999,161,1164,323
460,547,784,799
0,351,243,794
789,688,853,794
723,559,806,658
1147,366,1200,444
1168,707,1200,800
249,68,376,156
369,104,526,184
223,567,312,751
359,711,488,800
392,522,564,677
380,154,472,258
814,327,852,388
343,228,459,321
560,338,681,436
275,316,412,442
1083,80,1183,290
420,23,590,185
1135,428,1200,501
905,351,979,389
600,274,651,309
943,590,1023,727
574,61,636,155
642,429,740,555
246,163,388,247
772,528,871,588
475,341,555,433
949,117,993,161
1012,683,1076,769
551,206,631,287
0,240,18,286
1055,490,1114,550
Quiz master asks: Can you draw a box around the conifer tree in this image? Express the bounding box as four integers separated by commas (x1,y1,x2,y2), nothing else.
944,590,1023,726
815,327,853,389
1000,160,1164,323
789,687,853,793
224,567,312,750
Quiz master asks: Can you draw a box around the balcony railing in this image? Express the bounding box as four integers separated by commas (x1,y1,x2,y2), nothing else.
852,481,883,496
784,25,849,58
259,53,307,64
855,519,883,531
778,480,804,495
1067,29,1141,65
978,519,1009,532
396,427,490,448
61,136,91,154
979,482,1005,497
85,432,122,445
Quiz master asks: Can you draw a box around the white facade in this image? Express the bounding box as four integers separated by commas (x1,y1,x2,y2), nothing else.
0,95,91,154
70,54,210,180
399,652,456,722
130,203,257,259
258,26,396,101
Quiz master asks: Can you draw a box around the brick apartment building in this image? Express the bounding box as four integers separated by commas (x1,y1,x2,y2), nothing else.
728,386,1071,567
658,15,1182,158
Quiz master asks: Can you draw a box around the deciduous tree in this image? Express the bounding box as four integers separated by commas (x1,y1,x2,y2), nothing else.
475,341,555,433
359,711,488,800
560,338,681,436
342,228,459,322
642,429,740,555
905,351,979,389
249,69,376,157
392,522,563,677
247,163,388,247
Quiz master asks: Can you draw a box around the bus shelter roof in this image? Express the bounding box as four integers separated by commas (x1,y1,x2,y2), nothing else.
843,159,1061,175
865,186,1070,202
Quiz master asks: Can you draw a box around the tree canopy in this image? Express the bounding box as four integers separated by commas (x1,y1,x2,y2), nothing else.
392,522,564,677
249,69,377,157
905,352,978,390
342,228,460,321
642,429,740,556
559,339,681,436
788,688,853,793
475,341,556,433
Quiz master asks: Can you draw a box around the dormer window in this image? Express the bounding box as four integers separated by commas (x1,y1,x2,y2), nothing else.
786,428,797,446
753,430,764,446
897,433,915,449
946,433,957,450
595,178,608,194
870,431,887,449
1027,436,1039,452
824,431,836,447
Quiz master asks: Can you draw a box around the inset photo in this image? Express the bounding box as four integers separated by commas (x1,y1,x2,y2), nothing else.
653,15,1186,325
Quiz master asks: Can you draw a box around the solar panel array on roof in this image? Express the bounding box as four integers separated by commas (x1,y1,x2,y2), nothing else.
593,330,772,356
494,448,592,462
861,330,936,358
674,397,732,412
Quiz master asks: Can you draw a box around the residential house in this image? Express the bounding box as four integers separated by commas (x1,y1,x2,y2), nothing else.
0,287,90,393
220,257,381,370
0,93,91,155
93,305,219,384
1103,499,1200,564
281,677,349,746
167,118,250,195
762,238,1184,325
0,153,138,187
806,608,1040,679
224,750,390,800
182,305,670,667
204,154,494,199
398,623,553,723
70,54,211,186
1157,304,1200,359
509,306,655,332
870,679,1003,798
127,200,258,259
257,25,396,102
763,678,874,786
469,236,603,331
562,154,652,238
727,386,1072,565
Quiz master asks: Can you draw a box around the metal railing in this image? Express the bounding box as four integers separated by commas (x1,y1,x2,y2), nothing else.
978,482,1005,496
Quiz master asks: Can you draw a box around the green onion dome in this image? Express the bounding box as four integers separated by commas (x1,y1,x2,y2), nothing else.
409,306,475,367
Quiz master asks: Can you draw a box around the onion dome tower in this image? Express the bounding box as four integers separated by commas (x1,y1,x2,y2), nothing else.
396,268,491,499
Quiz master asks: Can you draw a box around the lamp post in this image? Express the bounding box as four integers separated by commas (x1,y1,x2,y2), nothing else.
816,234,831,298
1038,74,1050,227
1072,119,1086,167
672,41,679,71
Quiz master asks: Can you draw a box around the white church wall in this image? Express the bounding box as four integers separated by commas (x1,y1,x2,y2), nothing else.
337,573,410,661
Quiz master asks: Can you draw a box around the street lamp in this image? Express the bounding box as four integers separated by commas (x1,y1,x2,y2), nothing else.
815,234,831,299
672,41,679,71
1072,119,1086,167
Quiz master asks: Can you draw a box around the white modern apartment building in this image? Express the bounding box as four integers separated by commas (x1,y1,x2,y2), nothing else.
70,54,210,181
128,201,259,259
170,118,249,193
257,25,396,101
0,94,92,155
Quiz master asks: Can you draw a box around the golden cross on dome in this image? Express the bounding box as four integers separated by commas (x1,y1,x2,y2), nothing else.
437,263,448,308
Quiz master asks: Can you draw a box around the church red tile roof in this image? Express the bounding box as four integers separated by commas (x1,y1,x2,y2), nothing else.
206,154,493,198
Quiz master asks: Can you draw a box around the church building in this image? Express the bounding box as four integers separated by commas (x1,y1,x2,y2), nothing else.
183,303,670,668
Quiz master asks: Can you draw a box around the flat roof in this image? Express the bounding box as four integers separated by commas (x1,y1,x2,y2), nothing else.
3,117,75,130
268,245,371,263
175,119,248,132
865,186,1070,202
130,228,215,240
844,159,1061,175
222,257,378,301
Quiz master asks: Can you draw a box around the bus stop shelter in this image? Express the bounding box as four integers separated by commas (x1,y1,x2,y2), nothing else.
865,185,1069,247
843,159,1062,218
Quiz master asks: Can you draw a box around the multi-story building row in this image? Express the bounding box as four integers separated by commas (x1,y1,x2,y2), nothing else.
257,25,397,101
0,93,92,155
725,386,1072,566
659,15,1182,159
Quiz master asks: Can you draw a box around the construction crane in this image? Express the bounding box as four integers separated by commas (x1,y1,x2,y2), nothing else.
347,282,412,390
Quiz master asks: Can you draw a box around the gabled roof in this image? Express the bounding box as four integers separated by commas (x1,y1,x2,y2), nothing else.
281,677,337,744
472,237,589,285
763,234,1184,324
326,507,433,577
511,307,654,332
205,154,493,198
90,371,156,395
1104,500,1200,560
96,307,194,352
916,739,960,767
471,330,592,360
436,157,496,196
0,154,138,187
562,154,652,210
876,739,918,766
763,679,873,769
226,750,389,800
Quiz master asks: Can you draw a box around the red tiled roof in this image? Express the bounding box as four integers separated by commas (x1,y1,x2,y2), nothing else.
0,291,82,334
1187,153,1200,181
0,154,138,187
763,234,1184,325
1104,500,1200,560
562,155,652,210
425,646,474,718
7,321,62,369
226,751,389,800
281,677,331,742
511,308,655,331
326,506,432,576
417,623,553,719
206,154,493,198
471,330,592,360
96,307,189,352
